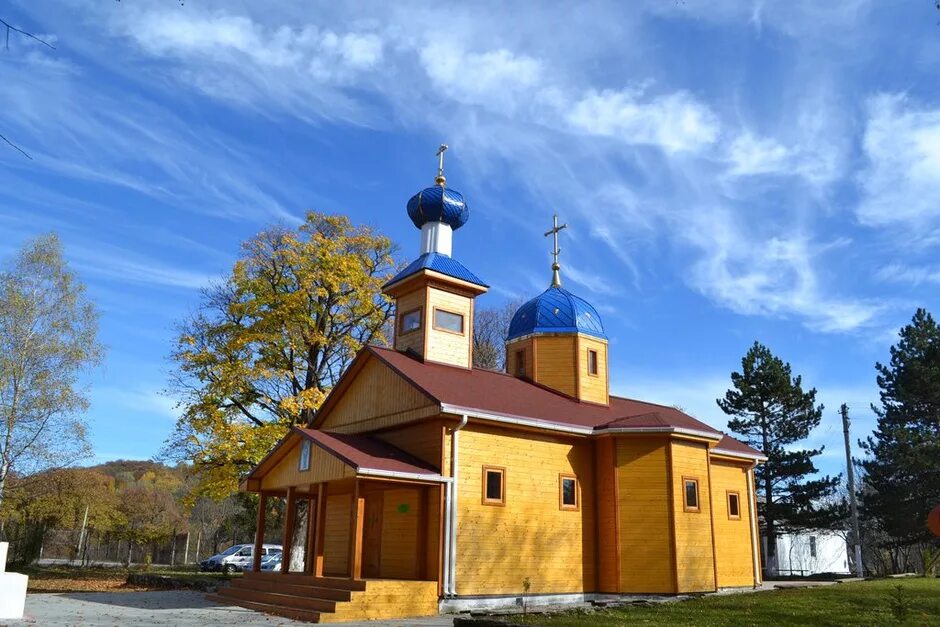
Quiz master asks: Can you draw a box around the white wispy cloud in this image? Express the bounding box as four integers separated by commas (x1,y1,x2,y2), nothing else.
70,244,214,290
725,132,793,177
682,209,884,333
419,43,544,114
5,0,903,338
857,93,940,235
875,263,940,286
567,88,720,153
93,386,180,421
0,40,300,223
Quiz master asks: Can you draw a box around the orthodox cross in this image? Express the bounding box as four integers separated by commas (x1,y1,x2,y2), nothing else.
544,213,568,287
435,144,449,186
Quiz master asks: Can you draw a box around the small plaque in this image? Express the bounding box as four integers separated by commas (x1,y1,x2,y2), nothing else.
397,503,410,514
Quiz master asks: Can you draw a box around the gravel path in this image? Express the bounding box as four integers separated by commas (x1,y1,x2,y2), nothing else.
7,591,454,626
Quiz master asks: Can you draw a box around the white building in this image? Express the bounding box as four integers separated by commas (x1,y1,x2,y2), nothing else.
763,530,850,576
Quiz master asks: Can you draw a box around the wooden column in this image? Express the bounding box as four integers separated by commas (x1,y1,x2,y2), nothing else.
313,482,328,577
281,486,297,575
305,485,318,575
417,486,429,580
348,479,365,580
252,493,267,572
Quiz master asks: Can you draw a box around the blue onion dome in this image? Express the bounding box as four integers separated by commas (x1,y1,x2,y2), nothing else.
507,286,606,341
406,185,470,231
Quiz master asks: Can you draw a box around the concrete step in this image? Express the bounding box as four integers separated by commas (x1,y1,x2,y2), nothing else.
206,593,322,623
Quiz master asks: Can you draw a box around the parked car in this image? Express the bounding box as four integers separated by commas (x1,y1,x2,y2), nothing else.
200,543,282,574
244,552,281,572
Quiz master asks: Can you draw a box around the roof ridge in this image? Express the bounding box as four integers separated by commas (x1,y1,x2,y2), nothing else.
369,346,584,399
610,393,688,412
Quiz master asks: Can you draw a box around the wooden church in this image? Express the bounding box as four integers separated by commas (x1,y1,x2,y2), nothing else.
214,148,766,622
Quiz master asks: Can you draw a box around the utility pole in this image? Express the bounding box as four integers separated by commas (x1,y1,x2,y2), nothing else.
841,403,864,577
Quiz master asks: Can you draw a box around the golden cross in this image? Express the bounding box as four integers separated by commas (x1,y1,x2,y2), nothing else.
435,144,448,186
543,213,568,287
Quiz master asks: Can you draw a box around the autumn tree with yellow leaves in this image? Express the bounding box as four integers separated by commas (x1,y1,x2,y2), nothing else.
166,212,397,498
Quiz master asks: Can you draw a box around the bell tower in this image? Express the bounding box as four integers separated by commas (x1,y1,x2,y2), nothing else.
505,214,609,405
383,145,488,369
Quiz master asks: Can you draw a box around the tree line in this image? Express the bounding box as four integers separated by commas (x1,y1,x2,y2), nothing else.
1,215,937,577
0,459,271,568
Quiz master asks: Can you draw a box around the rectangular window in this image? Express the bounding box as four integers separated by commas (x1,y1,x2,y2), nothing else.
727,491,741,519
482,466,505,506
514,350,526,376
433,308,464,334
299,440,311,471
559,474,579,510
809,536,817,558
587,349,599,376
399,308,422,335
683,477,700,512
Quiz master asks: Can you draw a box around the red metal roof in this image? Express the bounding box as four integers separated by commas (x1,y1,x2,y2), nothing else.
366,346,762,458
713,435,765,459
295,428,442,476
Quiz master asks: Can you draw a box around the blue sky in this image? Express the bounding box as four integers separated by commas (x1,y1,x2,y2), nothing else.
2,1,937,478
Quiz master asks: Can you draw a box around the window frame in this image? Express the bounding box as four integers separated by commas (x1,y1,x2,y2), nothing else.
298,440,311,472
559,473,580,511
514,349,526,377
432,307,465,335
726,490,741,520
481,465,506,506
587,349,599,376
398,307,423,336
682,476,701,513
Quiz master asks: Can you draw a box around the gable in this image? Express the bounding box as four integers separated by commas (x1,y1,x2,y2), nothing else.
260,437,354,491
316,354,440,433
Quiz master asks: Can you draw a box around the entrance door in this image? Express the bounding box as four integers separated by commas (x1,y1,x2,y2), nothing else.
362,492,383,578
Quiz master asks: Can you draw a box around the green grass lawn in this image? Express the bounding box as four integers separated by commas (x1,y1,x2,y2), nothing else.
511,579,940,626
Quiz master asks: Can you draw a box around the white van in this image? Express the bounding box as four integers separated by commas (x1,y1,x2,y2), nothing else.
200,543,282,574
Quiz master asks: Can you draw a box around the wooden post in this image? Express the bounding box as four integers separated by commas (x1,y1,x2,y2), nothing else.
281,487,297,574
349,479,364,580
417,486,429,580
313,483,328,577
305,486,318,575
253,493,267,572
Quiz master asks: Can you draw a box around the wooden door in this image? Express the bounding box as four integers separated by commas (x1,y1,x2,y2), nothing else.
362,492,383,578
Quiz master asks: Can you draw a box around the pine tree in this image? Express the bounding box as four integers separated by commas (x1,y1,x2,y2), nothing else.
717,341,841,576
861,309,940,555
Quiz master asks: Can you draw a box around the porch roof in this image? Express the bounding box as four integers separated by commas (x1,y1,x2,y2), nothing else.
241,427,445,492
295,428,441,478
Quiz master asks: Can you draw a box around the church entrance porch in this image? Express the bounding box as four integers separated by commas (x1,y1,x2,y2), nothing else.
234,427,449,620
252,478,441,583
217,478,441,622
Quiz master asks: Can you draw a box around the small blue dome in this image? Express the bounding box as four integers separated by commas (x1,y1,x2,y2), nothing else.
407,186,469,231
507,286,606,341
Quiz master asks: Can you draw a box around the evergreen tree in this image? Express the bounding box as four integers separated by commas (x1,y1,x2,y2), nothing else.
717,341,841,576
861,309,940,553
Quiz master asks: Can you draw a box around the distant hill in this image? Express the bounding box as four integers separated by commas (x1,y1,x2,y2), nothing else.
87,459,191,487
